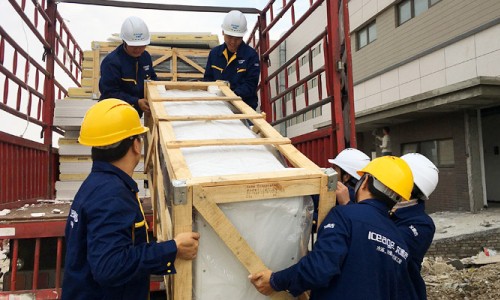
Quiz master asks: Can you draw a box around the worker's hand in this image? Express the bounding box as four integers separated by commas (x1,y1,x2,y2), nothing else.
336,182,350,205
138,98,150,113
174,232,200,260
248,269,274,296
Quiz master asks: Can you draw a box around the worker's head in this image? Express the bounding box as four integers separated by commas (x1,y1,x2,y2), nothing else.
382,126,390,135
120,16,150,57
401,153,439,201
328,148,370,187
355,156,413,208
79,99,149,163
221,10,247,53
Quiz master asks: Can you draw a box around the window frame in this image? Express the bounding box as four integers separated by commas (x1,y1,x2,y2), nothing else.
401,138,454,167
397,0,441,26
357,20,377,50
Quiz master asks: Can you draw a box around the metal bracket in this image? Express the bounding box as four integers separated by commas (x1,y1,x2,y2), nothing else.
323,168,338,191
172,179,188,205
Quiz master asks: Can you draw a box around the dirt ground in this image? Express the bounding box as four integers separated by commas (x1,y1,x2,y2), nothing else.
423,257,500,299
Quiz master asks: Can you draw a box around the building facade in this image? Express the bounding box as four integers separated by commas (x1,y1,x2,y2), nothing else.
268,0,500,212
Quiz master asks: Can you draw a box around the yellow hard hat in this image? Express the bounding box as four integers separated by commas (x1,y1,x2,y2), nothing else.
357,156,413,201
79,99,148,147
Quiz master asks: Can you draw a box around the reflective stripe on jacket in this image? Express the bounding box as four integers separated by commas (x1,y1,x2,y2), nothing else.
99,44,157,117
203,42,260,109
62,161,176,300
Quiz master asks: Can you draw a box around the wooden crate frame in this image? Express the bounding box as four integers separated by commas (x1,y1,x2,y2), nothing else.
81,42,211,99
144,81,337,300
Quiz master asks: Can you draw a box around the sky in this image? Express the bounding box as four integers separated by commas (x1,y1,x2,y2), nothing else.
0,0,300,144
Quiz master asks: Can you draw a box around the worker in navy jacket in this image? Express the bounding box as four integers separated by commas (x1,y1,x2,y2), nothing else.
250,156,415,300
62,99,199,300
99,16,157,117
392,153,439,300
204,10,260,110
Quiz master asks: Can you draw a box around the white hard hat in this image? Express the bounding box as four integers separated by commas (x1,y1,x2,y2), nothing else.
120,16,150,46
328,148,371,180
401,153,439,200
221,10,248,37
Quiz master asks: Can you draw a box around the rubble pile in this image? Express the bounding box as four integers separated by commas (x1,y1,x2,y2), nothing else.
423,257,500,299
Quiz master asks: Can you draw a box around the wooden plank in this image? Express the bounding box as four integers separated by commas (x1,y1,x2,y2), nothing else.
68,87,93,98
192,186,266,273
317,173,336,227
148,81,228,90
172,51,178,81
172,186,193,300
151,96,241,102
176,52,205,74
157,113,264,121
93,48,101,97
82,69,93,78
166,137,291,149
83,50,93,60
82,60,93,68
200,177,321,204
81,78,93,87
192,187,292,300
152,52,172,67
158,122,191,180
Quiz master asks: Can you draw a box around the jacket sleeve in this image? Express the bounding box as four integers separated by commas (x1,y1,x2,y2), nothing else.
203,50,215,82
86,191,177,287
232,50,260,99
99,57,140,107
271,207,351,296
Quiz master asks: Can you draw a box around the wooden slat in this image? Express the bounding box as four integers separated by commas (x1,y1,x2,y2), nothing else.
152,53,172,67
176,52,205,74
172,51,178,81
157,113,264,121
317,174,336,227
192,188,292,300
92,48,101,97
166,137,291,148
67,87,93,98
158,122,191,180
151,96,241,102
200,178,321,204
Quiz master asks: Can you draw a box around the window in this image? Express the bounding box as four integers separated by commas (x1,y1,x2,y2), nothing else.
357,21,377,50
401,138,454,167
287,64,296,74
308,77,318,89
300,54,309,66
398,0,441,25
311,43,322,58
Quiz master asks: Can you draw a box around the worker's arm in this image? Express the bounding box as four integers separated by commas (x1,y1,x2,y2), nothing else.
203,49,216,82
232,49,260,100
264,207,351,296
85,188,197,286
99,57,140,107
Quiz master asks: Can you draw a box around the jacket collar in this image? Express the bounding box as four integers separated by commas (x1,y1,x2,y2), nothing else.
91,160,139,193
392,200,426,219
358,198,392,216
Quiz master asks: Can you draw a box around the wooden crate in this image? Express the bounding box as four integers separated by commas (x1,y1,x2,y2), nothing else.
145,81,337,300
84,41,212,99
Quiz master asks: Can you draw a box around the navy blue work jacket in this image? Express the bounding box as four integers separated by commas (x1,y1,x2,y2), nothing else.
392,200,435,300
271,199,411,300
99,44,157,117
203,42,260,109
62,161,176,300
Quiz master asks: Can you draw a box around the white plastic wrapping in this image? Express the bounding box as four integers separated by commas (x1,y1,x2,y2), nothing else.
159,87,313,299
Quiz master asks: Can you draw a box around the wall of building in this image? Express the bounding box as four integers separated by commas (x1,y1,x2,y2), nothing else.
350,0,500,82
482,108,500,202
357,112,471,212
353,22,500,113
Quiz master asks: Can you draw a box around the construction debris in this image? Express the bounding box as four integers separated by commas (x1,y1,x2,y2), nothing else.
423,256,500,299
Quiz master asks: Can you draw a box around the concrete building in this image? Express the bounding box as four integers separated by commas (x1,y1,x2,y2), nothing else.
268,0,500,212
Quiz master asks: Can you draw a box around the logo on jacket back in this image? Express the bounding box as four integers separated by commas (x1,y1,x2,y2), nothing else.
238,60,245,64
143,65,150,71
